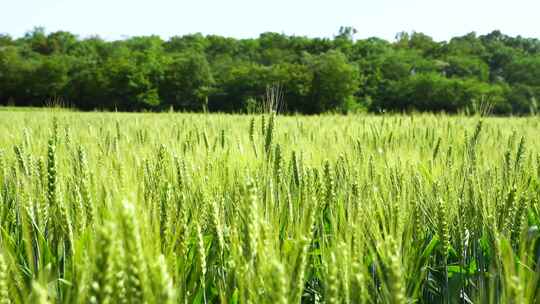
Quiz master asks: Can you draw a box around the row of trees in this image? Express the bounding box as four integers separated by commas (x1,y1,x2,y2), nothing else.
1,27,540,114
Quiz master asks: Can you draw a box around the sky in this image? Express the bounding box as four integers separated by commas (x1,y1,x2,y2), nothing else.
1,0,539,42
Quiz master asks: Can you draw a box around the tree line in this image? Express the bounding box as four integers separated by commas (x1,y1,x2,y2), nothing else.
1,27,540,114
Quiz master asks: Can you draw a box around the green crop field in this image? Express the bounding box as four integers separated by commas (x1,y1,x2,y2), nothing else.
0,110,539,303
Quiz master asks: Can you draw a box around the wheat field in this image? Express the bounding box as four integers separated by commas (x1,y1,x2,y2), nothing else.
0,110,539,303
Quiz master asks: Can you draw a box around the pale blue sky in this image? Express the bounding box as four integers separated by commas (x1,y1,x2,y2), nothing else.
1,0,539,41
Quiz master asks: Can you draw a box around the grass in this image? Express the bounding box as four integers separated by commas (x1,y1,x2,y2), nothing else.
0,110,539,303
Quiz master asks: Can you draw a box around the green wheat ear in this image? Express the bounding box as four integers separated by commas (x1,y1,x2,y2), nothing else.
0,252,10,304
264,112,275,156
46,137,57,230
119,200,146,304
30,282,51,304
0,150,5,181
77,146,94,227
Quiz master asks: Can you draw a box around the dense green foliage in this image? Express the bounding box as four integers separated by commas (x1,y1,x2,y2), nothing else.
1,110,540,303
1,27,540,114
